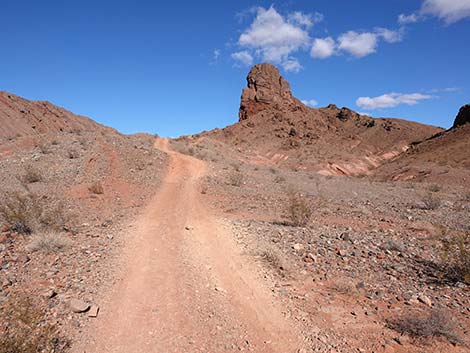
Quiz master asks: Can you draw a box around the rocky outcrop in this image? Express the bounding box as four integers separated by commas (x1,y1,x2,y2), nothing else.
452,104,470,128
238,63,304,120
206,63,442,178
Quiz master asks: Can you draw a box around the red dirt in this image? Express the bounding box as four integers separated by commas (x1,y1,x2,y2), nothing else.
74,138,302,353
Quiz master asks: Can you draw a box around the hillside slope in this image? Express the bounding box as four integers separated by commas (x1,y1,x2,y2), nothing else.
374,104,470,185
0,91,108,139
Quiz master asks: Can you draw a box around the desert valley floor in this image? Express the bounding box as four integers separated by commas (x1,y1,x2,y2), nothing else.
0,64,469,353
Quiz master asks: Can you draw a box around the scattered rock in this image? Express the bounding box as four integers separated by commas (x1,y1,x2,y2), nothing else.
43,289,57,299
418,295,432,307
88,305,99,318
214,286,226,293
69,298,90,313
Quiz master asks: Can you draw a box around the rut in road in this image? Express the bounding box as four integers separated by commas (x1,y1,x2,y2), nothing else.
77,139,301,353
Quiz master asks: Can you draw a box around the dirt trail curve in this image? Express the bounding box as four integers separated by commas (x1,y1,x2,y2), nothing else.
75,138,302,353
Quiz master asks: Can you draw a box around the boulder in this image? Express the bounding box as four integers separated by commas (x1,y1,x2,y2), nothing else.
69,298,90,313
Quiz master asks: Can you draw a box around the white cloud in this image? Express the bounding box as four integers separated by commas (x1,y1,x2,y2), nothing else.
421,0,470,24
333,28,402,58
356,92,432,110
287,11,323,29
213,49,221,60
231,6,404,67
399,0,470,25
375,27,404,43
301,99,318,107
398,13,419,24
238,7,309,52
310,37,336,59
231,51,253,66
428,87,461,93
235,6,311,71
282,58,303,72
338,31,378,58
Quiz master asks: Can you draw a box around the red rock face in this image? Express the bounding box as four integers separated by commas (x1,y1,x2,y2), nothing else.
238,63,304,120
452,104,470,129
204,63,444,178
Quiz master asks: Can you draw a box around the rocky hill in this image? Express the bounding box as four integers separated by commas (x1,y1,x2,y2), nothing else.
374,104,470,185
199,64,442,176
0,91,110,140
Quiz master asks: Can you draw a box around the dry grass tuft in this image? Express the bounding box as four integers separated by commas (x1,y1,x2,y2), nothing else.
428,183,441,193
37,141,51,154
25,231,71,253
0,293,69,353
23,165,42,183
67,149,79,159
286,189,312,227
386,309,462,345
228,172,243,187
421,193,441,210
440,229,470,283
259,245,288,275
330,278,361,296
88,181,104,195
0,192,68,234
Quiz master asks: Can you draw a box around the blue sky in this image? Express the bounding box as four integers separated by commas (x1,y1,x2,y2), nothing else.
1,0,469,136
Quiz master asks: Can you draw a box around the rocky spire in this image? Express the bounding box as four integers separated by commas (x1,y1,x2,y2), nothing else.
238,64,299,121
452,104,470,128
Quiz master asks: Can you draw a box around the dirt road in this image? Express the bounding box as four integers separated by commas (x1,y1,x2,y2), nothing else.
77,138,301,353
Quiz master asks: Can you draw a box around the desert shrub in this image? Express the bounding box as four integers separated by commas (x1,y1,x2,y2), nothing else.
286,190,311,226
231,163,241,172
170,141,193,156
386,309,461,345
259,246,288,274
0,293,68,353
0,192,68,234
441,230,470,283
228,172,243,187
428,184,441,193
0,192,39,234
67,149,79,159
421,193,441,210
22,165,42,183
330,278,361,295
88,181,104,194
37,142,51,154
25,231,71,253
